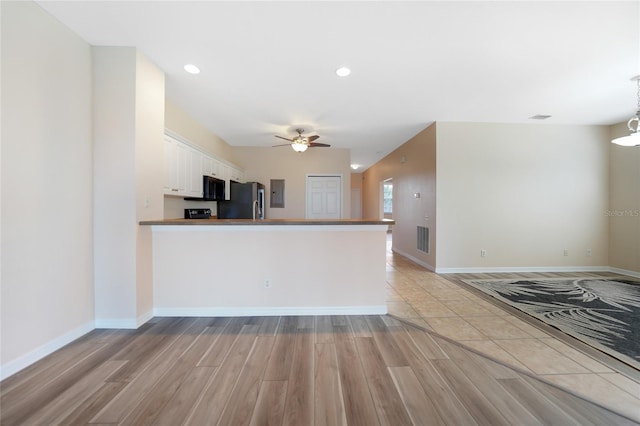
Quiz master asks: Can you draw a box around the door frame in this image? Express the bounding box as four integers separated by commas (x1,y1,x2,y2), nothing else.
382,178,393,220
305,174,344,219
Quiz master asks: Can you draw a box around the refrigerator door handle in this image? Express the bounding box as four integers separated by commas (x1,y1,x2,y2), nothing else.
257,188,265,219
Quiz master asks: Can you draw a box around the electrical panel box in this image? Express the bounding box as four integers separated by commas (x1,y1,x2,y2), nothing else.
270,179,285,208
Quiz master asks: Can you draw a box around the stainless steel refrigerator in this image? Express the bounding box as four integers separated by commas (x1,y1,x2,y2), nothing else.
218,181,265,219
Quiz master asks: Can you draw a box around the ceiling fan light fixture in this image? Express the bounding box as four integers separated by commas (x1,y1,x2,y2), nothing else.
291,142,308,152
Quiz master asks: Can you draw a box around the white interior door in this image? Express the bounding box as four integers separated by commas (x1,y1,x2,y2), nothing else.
306,175,342,219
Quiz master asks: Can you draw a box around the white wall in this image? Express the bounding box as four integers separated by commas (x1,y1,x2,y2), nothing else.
93,47,164,327
134,51,165,320
609,122,640,274
93,47,137,324
436,122,609,271
1,1,94,377
165,100,238,164
234,147,351,219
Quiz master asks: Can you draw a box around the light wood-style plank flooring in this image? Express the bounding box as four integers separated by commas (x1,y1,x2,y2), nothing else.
1,314,637,426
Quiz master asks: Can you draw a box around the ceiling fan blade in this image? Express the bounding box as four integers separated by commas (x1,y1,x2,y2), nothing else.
307,135,320,142
274,135,294,142
309,142,330,147
272,143,293,147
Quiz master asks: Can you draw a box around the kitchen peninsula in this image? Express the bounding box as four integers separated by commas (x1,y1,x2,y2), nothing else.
140,218,394,316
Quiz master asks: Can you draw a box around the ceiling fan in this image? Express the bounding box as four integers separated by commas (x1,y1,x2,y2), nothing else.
273,128,330,152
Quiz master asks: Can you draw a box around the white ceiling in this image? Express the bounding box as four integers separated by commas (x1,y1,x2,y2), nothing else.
37,1,639,170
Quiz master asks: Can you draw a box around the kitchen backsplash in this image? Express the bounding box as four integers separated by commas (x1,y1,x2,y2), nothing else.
164,196,217,219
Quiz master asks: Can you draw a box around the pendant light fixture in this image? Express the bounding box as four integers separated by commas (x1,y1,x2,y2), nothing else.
612,76,640,147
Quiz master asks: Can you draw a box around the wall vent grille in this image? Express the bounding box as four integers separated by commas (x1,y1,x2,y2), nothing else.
417,226,429,253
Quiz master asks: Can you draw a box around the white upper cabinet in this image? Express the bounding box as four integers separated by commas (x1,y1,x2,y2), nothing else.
187,148,203,197
175,142,189,194
164,136,188,195
164,132,244,199
163,137,175,193
202,155,220,178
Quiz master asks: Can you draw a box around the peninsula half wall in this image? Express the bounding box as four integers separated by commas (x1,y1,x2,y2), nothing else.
142,219,393,316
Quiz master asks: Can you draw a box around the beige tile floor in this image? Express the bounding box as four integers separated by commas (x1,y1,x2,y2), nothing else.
385,242,640,422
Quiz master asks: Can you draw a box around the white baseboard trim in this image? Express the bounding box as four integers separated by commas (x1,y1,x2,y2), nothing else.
94,318,138,329
434,266,611,274
0,320,95,381
607,266,640,279
391,248,435,272
154,305,387,317
95,310,153,329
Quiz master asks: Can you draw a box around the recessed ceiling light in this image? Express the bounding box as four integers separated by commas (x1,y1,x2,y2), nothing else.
336,67,351,77
184,64,200,74
351,164,360,170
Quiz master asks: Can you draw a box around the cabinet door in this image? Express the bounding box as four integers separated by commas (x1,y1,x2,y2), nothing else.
212,159,221,178
164,137,192,196
187,148,203,197
175,142,188,194
164,138,176,193
228,166,244,183
164,137,187,195
202,155,220,178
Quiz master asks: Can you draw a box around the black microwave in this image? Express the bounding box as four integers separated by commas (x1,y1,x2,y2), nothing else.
203,176,225,200
185,176,225,201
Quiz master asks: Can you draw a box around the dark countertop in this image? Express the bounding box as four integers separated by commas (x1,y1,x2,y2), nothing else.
140,218,395,226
